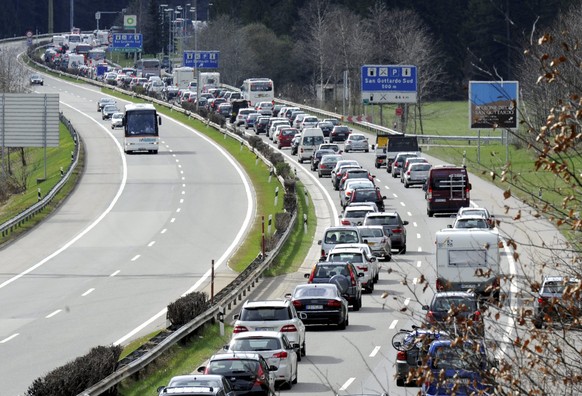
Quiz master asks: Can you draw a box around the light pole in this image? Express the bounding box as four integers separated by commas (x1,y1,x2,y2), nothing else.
164,8,174,56
190,3,199,110
159,4,168,55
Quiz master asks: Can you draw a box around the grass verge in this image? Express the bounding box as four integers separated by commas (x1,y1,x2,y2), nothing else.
117,324,233,396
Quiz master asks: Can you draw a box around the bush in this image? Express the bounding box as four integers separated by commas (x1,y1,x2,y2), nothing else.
209,112,226,128
197,107,208,119
26,345,122,396
166,291,209,328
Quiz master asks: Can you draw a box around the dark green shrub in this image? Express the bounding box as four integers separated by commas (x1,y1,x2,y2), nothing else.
166,291,209,328
197,107,209,118
26,345,122,396
209,112,226,127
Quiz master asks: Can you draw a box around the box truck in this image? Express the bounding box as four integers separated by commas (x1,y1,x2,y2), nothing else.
435,229,500,298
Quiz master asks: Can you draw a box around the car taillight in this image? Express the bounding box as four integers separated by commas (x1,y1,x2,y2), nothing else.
341,220,351,225
272,351,288,358
350,269,357,286
346,191,352,196
473,311,481,320
356,265,368,272
256,364,266,383
538,297,547,305
392,228,402,234
292,300,302,309
407,170,411,175
466,187,470,199
397,351,407,361
319,164,326,169
426,311,436,323
320,250,326,260
233,326,248,333
327,299,342,308
427,187,433,200
281,324,298,332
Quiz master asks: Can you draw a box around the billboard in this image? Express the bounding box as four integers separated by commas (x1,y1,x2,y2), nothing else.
469,81,518,129
0,94,60,147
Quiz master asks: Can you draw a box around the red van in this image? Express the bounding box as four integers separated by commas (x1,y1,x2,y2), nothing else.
424,165,471,217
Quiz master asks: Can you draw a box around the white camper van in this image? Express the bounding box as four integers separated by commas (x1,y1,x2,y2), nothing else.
298,127,325,163
435,229,500,298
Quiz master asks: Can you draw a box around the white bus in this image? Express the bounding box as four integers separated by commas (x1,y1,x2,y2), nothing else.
123,103,162,154
241,78,274,107
135,59,161,78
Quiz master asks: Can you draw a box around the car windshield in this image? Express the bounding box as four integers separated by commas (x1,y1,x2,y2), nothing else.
324,230,358,244
541,280,579,294
169,379,223,388
295,286,336,298
207,359,259,375
359,228,384,238
455,218,487,228
345,210,372,218
433,346,483,370
366,215,398,225
314,264,350,278
351,135,365,141
432,296,477,312
231,337,280,352
353,190,379,201
329,253,364,263
412,164,432,171
240,307,290,321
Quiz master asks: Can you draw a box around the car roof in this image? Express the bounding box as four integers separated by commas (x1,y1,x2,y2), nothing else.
209,352,262,361
344,205,375,212
365,211,398,217
329,244,369,251
231,330,285,340
433,291,476,298
243,299,289,308
543,276,579,283
324,225,359,232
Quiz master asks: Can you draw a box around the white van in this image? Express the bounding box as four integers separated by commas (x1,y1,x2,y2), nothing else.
298,127,325,163
435,229,500,298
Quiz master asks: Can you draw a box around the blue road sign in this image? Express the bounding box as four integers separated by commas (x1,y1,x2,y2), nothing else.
469,81,518,129
110,33,142,52
360,65,417,103
183,51,220,68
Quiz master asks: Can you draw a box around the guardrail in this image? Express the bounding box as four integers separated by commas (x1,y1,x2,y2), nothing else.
0,113,80,238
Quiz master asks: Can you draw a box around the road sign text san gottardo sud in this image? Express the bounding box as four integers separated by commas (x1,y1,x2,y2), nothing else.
360,65,418,104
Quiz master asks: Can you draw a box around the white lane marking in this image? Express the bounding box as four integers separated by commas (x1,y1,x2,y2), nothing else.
417,233,421,239
417,247,422,252
389,319,398,329
369,346,381,357
339,377,356,391
407,212,412,217
82,288,95,297
176,159,180,163
161,229,167,234
392,193,398,198
170,218,176,223
179,198,184,204
404,298,411,306
384,185,390,190
131,255,140,262
181,176,185,180
46,309,62,318
178,164,182,168
172,153,176,157
0,334,19,343
413,278,418,285
180,170,184,174
176,208,181,213
181,190,185,195
413,222,417,227
115,116,255,346
182,183,186,188
110,270,120,277
0,102,128,291
417,261,422,268
148,241,155,247
400,202,405,206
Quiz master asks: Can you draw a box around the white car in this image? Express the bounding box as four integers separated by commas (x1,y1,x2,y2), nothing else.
339,205,377,227
225,331,298,388
300,116,319,131
232,299,306,360
456,207,495,228
110,112,123,129
344,133,369,152
339,179,375,208
326,243,379,293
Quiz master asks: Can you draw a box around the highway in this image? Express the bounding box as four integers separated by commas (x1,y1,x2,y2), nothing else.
0,51,253,395
232,125,570,396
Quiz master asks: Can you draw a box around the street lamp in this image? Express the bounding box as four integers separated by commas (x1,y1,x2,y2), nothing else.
164,8,174,56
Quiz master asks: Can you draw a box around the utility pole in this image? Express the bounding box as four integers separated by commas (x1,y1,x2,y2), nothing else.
48,0,54,33
70,0,74,32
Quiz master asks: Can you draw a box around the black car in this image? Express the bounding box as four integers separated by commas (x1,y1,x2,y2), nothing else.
329,125,351,142
347,187,386,212
317,121,334,137
29,73,44,86
290,283,349,329
157,374,235,396
310,149,336,171
199,353,276,396
533,276,581,329
305,261,363,311
97,97,116,112
422,291,483,335
254,116,270,134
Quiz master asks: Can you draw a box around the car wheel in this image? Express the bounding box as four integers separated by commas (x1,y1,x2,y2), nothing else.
374,272,379,282
392,172,398,178
318,172,322,178
427,209,434,217
338,316,347,330
301,340,306,357
292,363,298,384
299,158,303,163
397,378,405,387
404,181,409,188
400,245,407,254
345,148,349,153
385,253,392,262
353,297,361,311
366,282,374,293
365,148,369,152
533,317,543,329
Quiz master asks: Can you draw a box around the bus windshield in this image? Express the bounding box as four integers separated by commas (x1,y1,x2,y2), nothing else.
126,110,157,136
250,81,272,91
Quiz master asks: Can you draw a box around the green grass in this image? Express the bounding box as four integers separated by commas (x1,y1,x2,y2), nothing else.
266,181,317,276
0,124,79,242
118,324,233,396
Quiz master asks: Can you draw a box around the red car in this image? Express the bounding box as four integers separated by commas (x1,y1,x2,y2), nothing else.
277,127,299,149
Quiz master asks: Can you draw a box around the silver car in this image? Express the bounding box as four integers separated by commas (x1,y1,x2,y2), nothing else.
403,162,432,188
225,331,298,388
358,225,392,261
344,133,369,152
